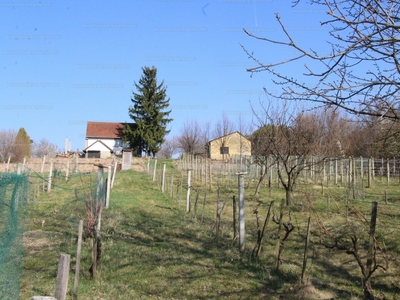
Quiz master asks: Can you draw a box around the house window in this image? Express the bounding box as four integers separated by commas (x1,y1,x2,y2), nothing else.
115,139,122,147
87,151,100,158
220,147,229,155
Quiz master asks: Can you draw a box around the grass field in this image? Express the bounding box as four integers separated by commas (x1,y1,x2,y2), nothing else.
19,158,400,299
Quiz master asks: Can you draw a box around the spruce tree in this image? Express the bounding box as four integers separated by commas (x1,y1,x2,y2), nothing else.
124,66,172,157
13,127,31,162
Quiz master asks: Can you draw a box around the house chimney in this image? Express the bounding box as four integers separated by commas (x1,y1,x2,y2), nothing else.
65,137,69,154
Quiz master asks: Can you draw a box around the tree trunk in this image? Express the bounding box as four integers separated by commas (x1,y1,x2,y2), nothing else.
285,189,291,206
254,168,267,196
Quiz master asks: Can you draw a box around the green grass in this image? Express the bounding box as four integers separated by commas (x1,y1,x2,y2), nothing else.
19,160,400,299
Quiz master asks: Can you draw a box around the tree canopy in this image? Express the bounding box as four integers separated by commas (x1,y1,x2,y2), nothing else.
124,66,172,157
14,127,31,162
243,0,400,121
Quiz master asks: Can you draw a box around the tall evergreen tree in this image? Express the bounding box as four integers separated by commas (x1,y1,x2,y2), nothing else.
13,127,31,162
124,66,172,157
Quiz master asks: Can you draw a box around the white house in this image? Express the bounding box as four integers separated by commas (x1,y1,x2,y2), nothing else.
83,122,132,158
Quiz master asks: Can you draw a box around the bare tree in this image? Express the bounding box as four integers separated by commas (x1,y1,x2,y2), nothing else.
0,129,17,162
32,138,59,158
211,114,237,161
157,137,179,158
252,100,326,205
309,198,388,300
177,119,204,155
242,1,400,121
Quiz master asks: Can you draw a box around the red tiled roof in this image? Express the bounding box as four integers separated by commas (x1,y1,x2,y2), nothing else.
86,122,130,138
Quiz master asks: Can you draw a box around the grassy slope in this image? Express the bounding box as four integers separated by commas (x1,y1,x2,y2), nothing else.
20,160,400,299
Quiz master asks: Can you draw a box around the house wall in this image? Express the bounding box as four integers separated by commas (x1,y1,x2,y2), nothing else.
209,132,251,160
86,138,122,158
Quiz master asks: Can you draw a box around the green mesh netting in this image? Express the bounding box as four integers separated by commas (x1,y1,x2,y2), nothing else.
0,173,28,300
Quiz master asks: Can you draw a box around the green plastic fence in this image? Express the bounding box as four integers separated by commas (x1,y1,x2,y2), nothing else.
0,173,28,300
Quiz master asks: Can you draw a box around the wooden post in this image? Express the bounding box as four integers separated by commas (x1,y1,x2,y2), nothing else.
364,201,378,298
232,195,237,241
186,169,191,213
170,174,174,199
327,196,331,218
73,220,83,300
301,216,312,285
111,161,118,188
74,155,79,173
162,163,166,192
47,161,53,192
334,158,338,185
372,157,375,179
205,157,208,187
353,157,357,186
152,159,157,181
255,201,274,257
193,188,200,218
238,172,246,251
106,165,112,208
209,159,213,191
360,156,364,179
96,165,104,203
66,160,70,182
216,188,221,236
201,191,207,225
387,158,390,185
6,155,10,172
368,157,373,188
40,155,46,173
55,253,70,300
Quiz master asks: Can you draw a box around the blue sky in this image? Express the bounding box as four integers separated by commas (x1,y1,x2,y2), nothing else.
0,0,328,152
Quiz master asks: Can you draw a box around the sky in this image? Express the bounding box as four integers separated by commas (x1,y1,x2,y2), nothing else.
0,0,329,152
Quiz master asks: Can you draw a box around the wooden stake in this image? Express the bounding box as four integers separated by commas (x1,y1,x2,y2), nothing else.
73,220,83,300
301,216,312,285
55,253,70,300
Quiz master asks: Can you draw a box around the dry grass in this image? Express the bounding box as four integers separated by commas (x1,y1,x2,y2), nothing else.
19,159,400,299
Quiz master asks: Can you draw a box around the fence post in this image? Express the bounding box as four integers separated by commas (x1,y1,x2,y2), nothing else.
74,155,79,173
301,216,312,285
170,174,174,199
96,165,104,202
6,155,11,172
55,253,70,300
40,155,46,174
186,169,192,213
152,159,157,181
232,195,237,241
47,161,53,192
111,161,118,189
162,163,166,192
106,164,112,208
238,172,247,251
387,158,390,185
365,201,378,297
73,220,83,300
209,159,213,191
66,160,70,182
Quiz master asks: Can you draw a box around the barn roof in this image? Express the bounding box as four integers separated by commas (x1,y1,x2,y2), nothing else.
207,131,250,144
86,122,134,139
